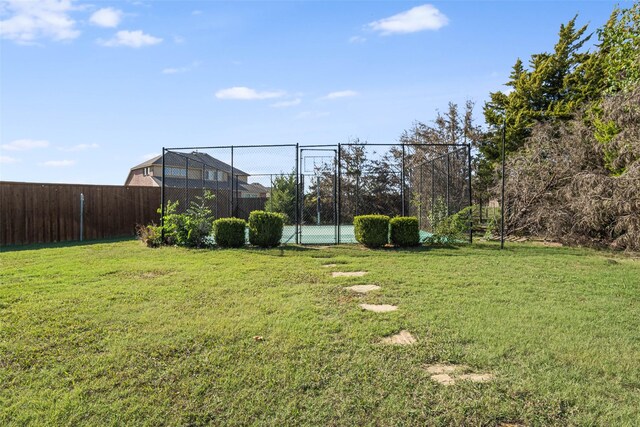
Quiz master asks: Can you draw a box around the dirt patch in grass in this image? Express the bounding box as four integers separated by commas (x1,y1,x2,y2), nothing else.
425,364,467,374
424,363,494,386
360,304,397,313
458,373,494,383
322,264,338,268
332,271,367,277
345,285,380,293
430,373,456,386
381,330,416,345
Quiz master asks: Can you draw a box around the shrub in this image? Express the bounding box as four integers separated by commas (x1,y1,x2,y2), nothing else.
354,215,390,248
161,192,215,248
136,224,163,248
213,218,246,248
248,211,284,247
389,216,420,247
161,200,187,246
424,206,471,245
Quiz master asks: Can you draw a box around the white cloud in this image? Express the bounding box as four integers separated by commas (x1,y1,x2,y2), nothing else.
58,143,99,152
322,90,358,100
0,0,80,44
1,139,50,151
215,86,285,100
0,155,20,164
89,7,122,28
368,4,448,35
270,98,301,108
191,10,202,16
41,159,76,167
349,35,366,44
99,30,162,48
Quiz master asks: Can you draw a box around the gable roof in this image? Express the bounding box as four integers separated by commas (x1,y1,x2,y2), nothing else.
131,152,249,176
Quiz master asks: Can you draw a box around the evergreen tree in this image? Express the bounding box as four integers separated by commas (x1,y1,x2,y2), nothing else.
482,16,592,163
265,171,297,224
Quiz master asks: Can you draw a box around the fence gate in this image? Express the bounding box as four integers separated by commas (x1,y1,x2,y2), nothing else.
298,148,338,244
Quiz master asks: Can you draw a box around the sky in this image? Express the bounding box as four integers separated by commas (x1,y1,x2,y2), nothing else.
0,0,624,184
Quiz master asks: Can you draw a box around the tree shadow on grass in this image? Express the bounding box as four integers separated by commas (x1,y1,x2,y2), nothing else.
0,236,134,253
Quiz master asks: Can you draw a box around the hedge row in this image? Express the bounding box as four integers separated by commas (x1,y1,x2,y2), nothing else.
213,211,284,248
354,215,420,248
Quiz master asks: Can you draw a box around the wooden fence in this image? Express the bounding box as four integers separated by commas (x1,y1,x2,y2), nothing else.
0,182,268,246
0,182,161,246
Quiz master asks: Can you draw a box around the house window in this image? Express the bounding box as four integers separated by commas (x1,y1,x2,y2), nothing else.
166,167,187,177
218,171,228,181
205,170,217,181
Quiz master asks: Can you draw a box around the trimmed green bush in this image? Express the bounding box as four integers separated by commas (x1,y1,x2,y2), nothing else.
248,211,284,247
213,218,246,248
354,215,390,248
389,216,420,247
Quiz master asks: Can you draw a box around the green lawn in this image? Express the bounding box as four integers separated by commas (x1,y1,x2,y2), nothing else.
1,240,639,426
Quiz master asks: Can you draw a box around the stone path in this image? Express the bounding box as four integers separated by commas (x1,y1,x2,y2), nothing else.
327,266,492,389
381,330,416,345
360,304,397,313
424,364,494,385
345,284,380,293
330,269,415,349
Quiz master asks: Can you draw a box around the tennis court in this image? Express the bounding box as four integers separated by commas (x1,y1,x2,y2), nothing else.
281,225,432,245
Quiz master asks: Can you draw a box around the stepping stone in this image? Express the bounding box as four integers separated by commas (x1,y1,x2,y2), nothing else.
360,304,397,313
458,373,494,383
345,284,380,293
332,271,367,277
430,373,456,386
381,330,416,345
424,364,467,374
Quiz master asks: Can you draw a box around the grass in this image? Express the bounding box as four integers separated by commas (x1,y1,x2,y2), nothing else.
1,240,639,426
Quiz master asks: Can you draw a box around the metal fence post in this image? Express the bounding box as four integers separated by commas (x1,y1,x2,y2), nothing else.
230,146,234,217
333,149,337,244
419,164,423,228
446,151,450,216
401,144,405,216
295,143,299,244
501,122,506,249
337,143,341,244
468,143,473,244
431,160,435,225
161,148,165,231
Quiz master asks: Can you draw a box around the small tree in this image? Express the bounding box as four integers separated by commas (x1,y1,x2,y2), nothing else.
265,171,296,224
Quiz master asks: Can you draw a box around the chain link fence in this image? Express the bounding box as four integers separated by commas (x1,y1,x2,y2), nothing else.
161,143,471,245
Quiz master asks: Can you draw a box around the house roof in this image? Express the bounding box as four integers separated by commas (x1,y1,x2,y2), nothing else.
153,177,268,193
131,152,249,176
241,182,269,194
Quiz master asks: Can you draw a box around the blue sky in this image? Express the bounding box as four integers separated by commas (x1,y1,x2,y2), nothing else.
0,0,623,184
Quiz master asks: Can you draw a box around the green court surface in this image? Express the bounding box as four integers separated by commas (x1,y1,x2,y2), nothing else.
281,225,432,244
